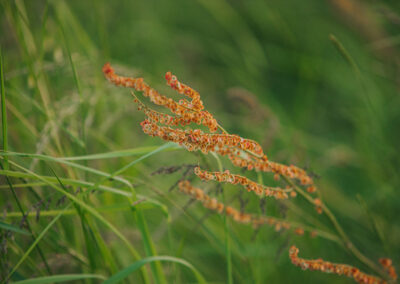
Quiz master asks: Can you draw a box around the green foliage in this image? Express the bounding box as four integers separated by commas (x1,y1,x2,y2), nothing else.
1,0,399,283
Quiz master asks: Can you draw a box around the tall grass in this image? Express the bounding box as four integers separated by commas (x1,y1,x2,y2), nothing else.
1,0,399,283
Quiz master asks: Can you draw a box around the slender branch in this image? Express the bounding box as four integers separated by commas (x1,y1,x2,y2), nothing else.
282,176,387,279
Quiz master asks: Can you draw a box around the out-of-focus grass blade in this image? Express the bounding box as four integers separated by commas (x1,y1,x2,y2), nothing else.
356,194,388,252
135,197,169,221
329,34,360,75
0,45,8,170
0,221,30,235
13,274,106,284
103,256,207,284
6,168,72,280
51,1,98,58
56,11,86,142
5,198,168,219
212,152,233,284
60,144,180,161
109,142,178,178
6,204,71,281
0,169,131,196
6,159,150,282
0,152,132,188
0,143,180,189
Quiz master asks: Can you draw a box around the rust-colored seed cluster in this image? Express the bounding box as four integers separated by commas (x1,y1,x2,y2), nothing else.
379,258,397,281
103,63,218,132
103,63,397,283
194,167,293,199
102,62,317,192
228,154,315,189
179,180,307,236
165,71,204,111
289,246,386,284
103,62,321,236
313,198,323,214
140,119,264,156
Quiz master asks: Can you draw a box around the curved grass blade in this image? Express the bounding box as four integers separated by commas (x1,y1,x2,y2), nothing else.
59,144,180,161
6,204,72,281
0,151,132,188
211,152,232,284
0,170,169,219
0,45,7,170
0,169,131,197
6,159,150,283
103,256,207,284
13,274,106,284
0,221,30,235
1,163,52,274
5,199,169,219
0,142,180,190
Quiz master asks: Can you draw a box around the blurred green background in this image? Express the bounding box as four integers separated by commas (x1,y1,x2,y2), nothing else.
1,0,399,283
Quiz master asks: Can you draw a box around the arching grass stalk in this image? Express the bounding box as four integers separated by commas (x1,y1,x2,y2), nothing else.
281,176,387,279
0,46,7,170
4,159,151,283
211,152,233,284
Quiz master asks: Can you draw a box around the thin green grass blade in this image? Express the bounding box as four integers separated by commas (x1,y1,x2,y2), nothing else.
6,204,71,281
7,1,65,155
0,143,180,189
56,11,86,142
4,200,167,219
107,142,177,177
0,170,170,219
51,1,98,58
59,145,180,161
329,34,360,76
356,194,388,253
134,211,167,284
8,242,46,277
0,45,8,170
211,152,232,284
13,274,106,284
135,197,169,220
0,169,131,197
0,221,30,235
78,142,178,200
6,160,150,283
0,152,132,188
0,163,52,274
85,215,119,274
49,167,102,272
7,160,142,258
103,256,207,284
105,143,176,284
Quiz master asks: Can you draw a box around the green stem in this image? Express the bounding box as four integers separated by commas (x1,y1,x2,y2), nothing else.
1,162,52,275
7,159,150,283
134,210,167,284
282,176,386,279
0,46,8,170
212,152,233,284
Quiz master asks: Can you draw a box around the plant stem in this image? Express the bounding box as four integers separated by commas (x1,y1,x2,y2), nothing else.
0,46,8,170
209,116,388,279
212,152,233,284
282,176,386,279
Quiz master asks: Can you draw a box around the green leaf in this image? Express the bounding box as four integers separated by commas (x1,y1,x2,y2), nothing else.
135,197,170,221
0,170,131,197
103,256,207,284
7,204,71,280
59,145,180,161
5,159,148,279
0,45,7,170
0,221,30,235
